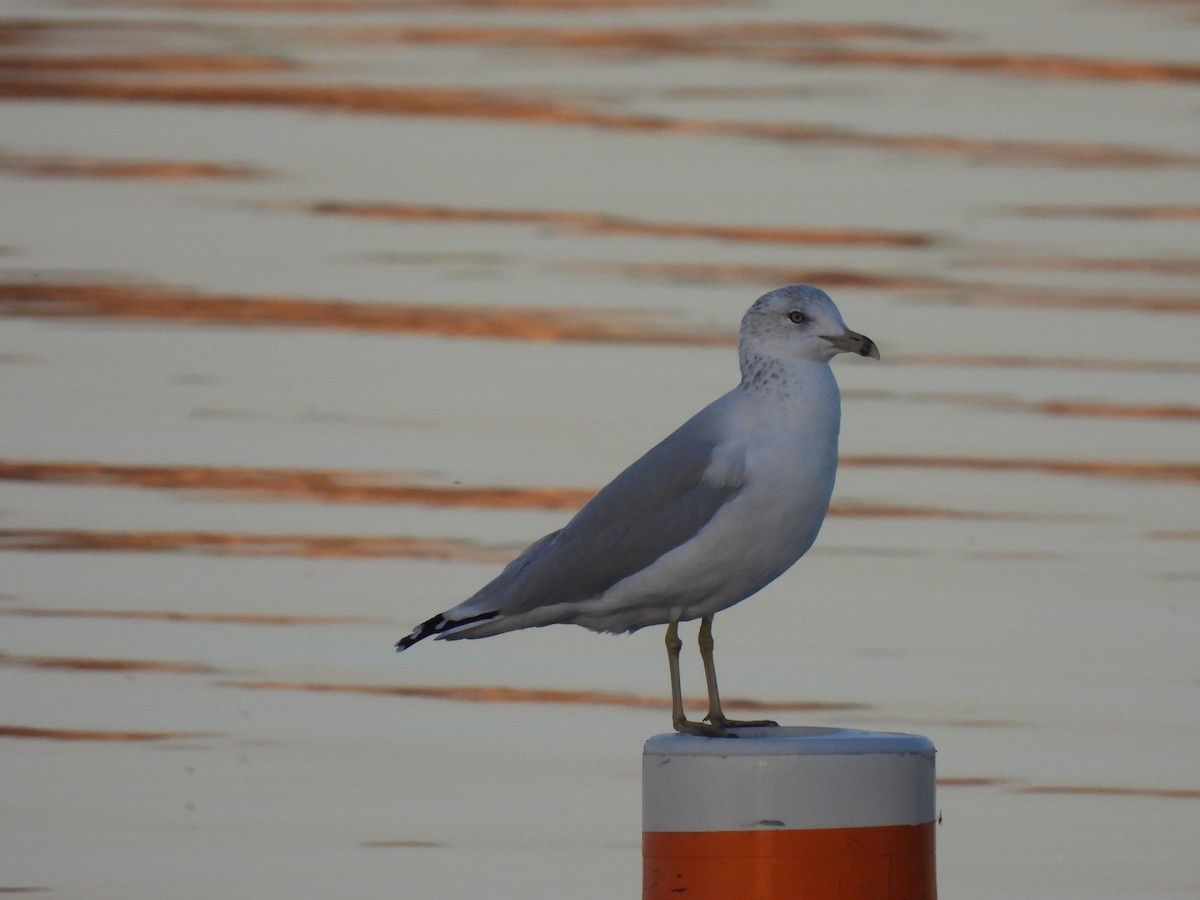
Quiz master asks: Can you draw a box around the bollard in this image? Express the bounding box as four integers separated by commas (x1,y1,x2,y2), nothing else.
643,726,936,899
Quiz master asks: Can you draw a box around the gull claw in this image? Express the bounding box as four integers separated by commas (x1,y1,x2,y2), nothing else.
706,715,779,729
674,718,737,738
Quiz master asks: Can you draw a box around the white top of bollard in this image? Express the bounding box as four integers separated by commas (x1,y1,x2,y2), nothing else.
643,727,937,831
644,726,934,758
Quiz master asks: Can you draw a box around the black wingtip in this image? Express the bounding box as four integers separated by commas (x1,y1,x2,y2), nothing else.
395,613,444,651
395,610,499,651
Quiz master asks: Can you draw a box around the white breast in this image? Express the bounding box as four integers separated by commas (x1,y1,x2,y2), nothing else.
581,361,842,631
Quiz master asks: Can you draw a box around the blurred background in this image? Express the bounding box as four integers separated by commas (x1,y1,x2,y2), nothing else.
1,0,1197,897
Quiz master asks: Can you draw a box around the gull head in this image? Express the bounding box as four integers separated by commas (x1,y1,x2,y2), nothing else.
739,284,879,373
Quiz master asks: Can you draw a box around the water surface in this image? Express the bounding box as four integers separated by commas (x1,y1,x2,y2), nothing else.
2,1,1198,897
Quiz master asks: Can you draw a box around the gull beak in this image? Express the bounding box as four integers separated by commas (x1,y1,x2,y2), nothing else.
824,328,881,360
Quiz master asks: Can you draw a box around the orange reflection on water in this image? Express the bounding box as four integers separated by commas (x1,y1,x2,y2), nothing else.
1010,204,1200,220
0,461,1100,518
843,455,1200,484
103,0,720,10
0,79,1191,167
0,607,384,625
0,153,262,180
308,201,932,247
0,725,215,741
1018,785,1200,800
0,529,508,561
970,254,1200,279
577,262,1200,314
0,652,219,674
224,678,866,715
309,22,1200,85
306,22,946,56
0,54,293,74
0,460,594,509
890,354,1200,374
937,778,1199,800
846,390,1200,421
0,281,717,345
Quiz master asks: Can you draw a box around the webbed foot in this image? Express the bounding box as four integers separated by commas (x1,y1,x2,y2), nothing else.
673,716,736,738
706,715,778,730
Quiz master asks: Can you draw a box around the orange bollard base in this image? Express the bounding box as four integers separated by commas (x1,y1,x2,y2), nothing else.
644,822,936,900
642,727,936,900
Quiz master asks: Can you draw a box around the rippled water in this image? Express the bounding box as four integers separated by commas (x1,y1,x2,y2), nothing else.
2,1,1198,897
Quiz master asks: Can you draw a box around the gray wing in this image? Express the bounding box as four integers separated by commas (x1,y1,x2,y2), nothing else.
457,399,744,618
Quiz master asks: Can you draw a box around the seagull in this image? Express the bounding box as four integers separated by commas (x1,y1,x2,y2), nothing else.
396,285,878,736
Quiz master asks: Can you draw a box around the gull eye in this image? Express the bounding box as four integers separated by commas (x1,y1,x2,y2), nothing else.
787,310,807,325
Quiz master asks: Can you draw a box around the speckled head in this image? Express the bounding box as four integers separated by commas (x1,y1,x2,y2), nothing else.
738,284,878,378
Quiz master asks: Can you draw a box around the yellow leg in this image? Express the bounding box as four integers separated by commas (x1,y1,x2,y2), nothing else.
699,616,778,730
666,621,728,737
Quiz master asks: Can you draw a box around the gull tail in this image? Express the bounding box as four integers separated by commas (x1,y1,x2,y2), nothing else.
395,610,499,651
